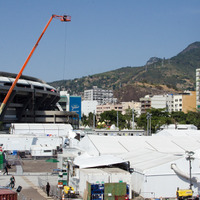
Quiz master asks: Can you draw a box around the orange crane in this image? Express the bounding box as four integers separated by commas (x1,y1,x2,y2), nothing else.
0,14,71,115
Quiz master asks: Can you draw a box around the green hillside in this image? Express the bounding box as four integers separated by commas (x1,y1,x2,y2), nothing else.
49,42,200,101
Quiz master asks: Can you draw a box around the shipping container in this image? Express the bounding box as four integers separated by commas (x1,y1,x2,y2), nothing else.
0,189,17,200
77,168,131,199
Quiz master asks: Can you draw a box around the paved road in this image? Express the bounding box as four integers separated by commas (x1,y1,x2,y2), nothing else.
0,172,58,200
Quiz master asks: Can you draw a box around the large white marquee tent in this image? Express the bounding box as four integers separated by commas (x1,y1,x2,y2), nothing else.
76,131,200,198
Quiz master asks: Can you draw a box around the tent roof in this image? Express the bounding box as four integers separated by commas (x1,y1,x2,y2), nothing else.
11,123,73,130
74,154,128,169
155,129,200,136
78,133,200,172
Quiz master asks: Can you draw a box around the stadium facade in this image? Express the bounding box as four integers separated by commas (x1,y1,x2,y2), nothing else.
0,72,79,130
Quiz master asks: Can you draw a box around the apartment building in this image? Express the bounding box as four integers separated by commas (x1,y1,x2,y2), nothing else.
96,103,123,116
96,101,141,118
121,101,141,116
196,68,200,111
84,86,117,105
140,92,196,113
140,95,151,114
182,91,196,113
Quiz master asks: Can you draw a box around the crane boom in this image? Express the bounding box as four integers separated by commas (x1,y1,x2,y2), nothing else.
0,14,71,115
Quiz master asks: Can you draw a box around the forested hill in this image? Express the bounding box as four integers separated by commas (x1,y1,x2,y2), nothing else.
49,41,200,102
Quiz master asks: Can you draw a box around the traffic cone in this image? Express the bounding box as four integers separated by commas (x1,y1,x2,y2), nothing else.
62,193,65,200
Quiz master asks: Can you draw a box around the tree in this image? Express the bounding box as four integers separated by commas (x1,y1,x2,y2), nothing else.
81,112,96,128
124,108,132,129
171,111,187,124
136,108,172,133
99,110,126,130
186,111,200,129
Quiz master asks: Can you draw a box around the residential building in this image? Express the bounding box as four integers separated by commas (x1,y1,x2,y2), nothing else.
196,68,200,111
84,86,117,105
182,91,196,113
140,92,196,113
121,101,141,116
96,101,141,121
172,94,182,112
151,95,170,110
140,95,151,114
96,103,123,117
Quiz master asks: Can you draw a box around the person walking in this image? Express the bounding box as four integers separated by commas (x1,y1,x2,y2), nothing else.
3,164,8,175
10,176,15,188
195,195,199,200
46,182,50,197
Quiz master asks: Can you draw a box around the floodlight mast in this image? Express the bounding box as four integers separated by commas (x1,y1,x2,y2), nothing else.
0,14,71,115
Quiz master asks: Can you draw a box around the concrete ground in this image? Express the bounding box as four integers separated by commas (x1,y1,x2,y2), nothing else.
0,159,60,200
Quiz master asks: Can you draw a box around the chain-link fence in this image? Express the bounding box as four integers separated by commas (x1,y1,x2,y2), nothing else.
38,176,62,199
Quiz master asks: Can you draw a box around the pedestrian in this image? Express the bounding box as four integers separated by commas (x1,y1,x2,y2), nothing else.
46,182,50,197
195,195,199,200
3,164,8,175
10,176,15,188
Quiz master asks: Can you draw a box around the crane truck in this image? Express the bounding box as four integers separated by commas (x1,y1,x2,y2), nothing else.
0,14,71,116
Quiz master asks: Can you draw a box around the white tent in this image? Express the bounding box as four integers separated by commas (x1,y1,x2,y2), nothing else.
77,134,200,198
155,129,200,136
10,123,73,137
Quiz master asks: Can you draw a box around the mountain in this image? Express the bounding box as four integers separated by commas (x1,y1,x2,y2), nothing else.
49,42,200,102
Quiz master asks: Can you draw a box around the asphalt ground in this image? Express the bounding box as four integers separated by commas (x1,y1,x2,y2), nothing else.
0,159,59,200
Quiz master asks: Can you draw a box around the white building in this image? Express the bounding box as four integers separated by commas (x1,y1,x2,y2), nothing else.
141,94,183,112
151,94,171,110
82,100,98,116
172,94,183,112
84,86,117,105
59,91,70,111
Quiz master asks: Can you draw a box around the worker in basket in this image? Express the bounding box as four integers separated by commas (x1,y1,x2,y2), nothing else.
64,186,75,198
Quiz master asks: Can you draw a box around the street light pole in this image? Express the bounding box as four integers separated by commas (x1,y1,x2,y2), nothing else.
146,112,152,136
146,112,149,136
132,108,134,130
117,110,119,128
93,110,95,130
186,151,195,190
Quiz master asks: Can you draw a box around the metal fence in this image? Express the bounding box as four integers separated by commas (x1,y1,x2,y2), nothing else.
38,176,62,199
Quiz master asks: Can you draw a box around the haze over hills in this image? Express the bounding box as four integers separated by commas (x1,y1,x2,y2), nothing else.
49,42,200,102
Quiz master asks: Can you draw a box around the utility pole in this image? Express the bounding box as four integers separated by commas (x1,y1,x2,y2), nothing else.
93,110,95,130
186,151,195,190
146,112,149,136
132,108,134,130
117,110,119,129
146,112,152,136
149,113,152,135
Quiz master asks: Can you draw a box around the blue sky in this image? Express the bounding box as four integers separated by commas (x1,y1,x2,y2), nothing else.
0,1,200,82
